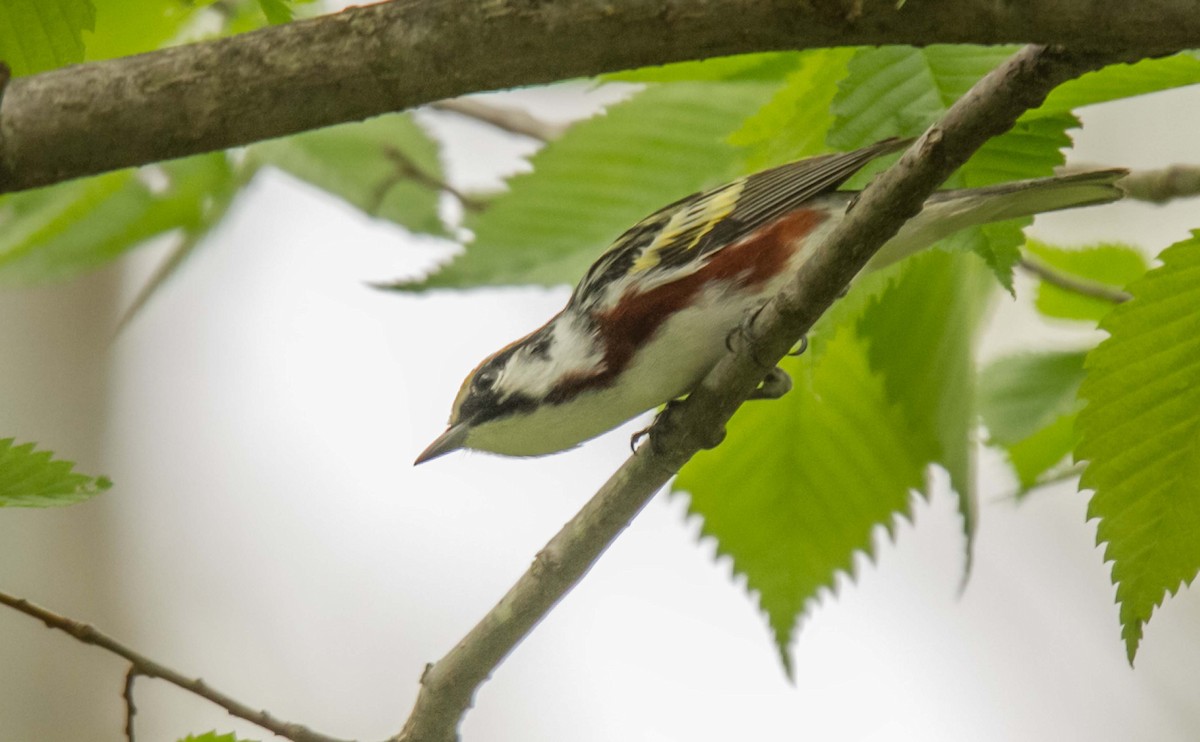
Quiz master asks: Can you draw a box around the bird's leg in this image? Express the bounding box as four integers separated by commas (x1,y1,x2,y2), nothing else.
725,303,809,368
630,399,726,454
725,303,775,369
633,307,810,454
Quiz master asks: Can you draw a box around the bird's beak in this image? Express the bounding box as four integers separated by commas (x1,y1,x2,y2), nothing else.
414,423,469,465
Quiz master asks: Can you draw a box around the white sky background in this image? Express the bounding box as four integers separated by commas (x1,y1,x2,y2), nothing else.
2,80,1199,740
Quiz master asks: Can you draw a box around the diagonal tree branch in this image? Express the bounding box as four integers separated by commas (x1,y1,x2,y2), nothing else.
0,0,1196,195
393,44,1121,742
0,589,350,742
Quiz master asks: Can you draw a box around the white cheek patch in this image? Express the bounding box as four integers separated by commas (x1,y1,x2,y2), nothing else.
496,315,604,400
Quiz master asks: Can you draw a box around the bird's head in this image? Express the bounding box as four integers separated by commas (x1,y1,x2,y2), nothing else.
414,312,606,463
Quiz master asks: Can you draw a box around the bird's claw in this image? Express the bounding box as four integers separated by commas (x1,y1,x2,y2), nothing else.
749,366,793,400
725,303,776,369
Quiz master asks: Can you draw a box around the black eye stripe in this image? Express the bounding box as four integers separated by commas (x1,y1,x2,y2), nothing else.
528,336,552,359
460,389,536,425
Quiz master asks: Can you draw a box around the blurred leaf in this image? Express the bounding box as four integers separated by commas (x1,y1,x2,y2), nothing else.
0,153,236,284
1007,413,1079,493
980,350,1088,492
250,113,446,236
728,48,856,170
857,250,993,563
677,328,927,674
257,0,292,24
980,351,1088,444
397,81,780,291
604,52,801,82
86,0,198,60
115,158,250,330
0,0,95,75
179,732,260,742
1027,240,1148,322
1077,230,1200,662
0,438,111,508
1033,53,1200,116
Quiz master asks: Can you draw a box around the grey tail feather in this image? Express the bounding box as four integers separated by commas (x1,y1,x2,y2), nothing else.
869,168,1129,270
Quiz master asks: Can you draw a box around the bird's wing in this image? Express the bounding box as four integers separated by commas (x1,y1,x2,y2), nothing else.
571,138,911,310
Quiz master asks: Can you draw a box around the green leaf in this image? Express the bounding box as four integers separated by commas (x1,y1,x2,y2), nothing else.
1077,230,1200,662
979,350,1088,492
86,0,198,60
829,44,1081,554
1027,240,1148,322
1033,53,1200,116
829,46,1077,292
728,48,856,170
0,438,111,508
178,732,260,742
398,81,780,291
0,0,95,75
257,0,293,24
0,153,237,284
1008,413,1080,494
603,52,801,82
857,251,993,566
829,45,1017,151
677,327,928,673
250,113,446,236
951,114,1078,292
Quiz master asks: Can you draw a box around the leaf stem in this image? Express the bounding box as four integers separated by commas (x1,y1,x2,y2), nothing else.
1017,254,1132,304
429,99,566,143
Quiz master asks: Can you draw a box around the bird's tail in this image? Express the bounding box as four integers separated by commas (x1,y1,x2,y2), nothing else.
870,168,1128,270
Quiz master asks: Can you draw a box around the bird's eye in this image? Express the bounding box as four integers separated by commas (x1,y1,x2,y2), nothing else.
474,368,499,391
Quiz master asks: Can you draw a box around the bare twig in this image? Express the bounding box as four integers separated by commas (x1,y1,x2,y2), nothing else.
430,99,566,142
375,146,487,213
0,590,350,742
112,163,252,337
123,667,139,742
1059,162,1200,204
1121,165,1200,204
991,461,1088,504
394,44,1120,742
1018,255,1132,303
1,0,1195,195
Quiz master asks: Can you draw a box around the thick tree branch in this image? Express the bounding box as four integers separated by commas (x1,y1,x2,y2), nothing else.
394,44,1118,742
1,0,1195,195
0,589,349,742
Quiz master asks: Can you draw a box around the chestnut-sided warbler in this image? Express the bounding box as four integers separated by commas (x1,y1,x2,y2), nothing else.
416,138,1125,463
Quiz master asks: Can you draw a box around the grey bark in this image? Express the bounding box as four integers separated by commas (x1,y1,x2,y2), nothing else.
0,0,1196,194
